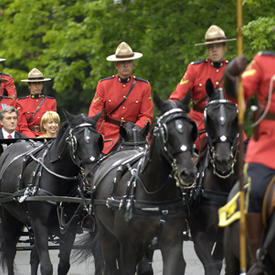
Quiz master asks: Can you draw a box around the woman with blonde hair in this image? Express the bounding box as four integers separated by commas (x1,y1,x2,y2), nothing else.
39,111,60,138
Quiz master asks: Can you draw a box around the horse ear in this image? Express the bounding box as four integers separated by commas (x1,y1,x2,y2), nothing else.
180,89,192,109
153,92,165,111
205,79,214,98
63,109,74,125
89,110,104,126
142,122,151,138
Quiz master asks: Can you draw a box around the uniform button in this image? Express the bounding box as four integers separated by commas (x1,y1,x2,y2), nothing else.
136,100,139,103
38,117,40,119
216,69,219,72
123,84,126,88
121,117,124,120
27,112,30,113
122,106,126,110
216,81,219,85
108,99,111,102
199,83,202,87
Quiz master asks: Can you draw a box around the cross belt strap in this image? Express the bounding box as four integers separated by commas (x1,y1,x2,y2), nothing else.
107,79,136,116
27,96,45,123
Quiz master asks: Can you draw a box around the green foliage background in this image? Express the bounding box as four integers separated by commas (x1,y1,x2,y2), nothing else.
0,0,274,134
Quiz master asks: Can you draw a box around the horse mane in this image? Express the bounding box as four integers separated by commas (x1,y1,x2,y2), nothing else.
48,120,70,163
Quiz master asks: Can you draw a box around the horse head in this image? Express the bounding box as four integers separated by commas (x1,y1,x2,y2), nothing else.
61,110,104,170
118,121,150,150
152,91,198,189
204,79,239,178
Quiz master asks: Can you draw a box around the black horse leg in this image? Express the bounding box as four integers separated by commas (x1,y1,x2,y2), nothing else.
119,239,141,275
32,220,53,275
159,236,185,275
212,239,224,273
30,246,40,275
136,241,155,275
157,219,186,275
57,227,77,275
0,210,22,275
90,231,104,275
192,231,220,275
97,220,120,275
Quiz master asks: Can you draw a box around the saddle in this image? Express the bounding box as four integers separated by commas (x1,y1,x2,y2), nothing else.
0,140,44,181
92,149,145,189
218,182,249,227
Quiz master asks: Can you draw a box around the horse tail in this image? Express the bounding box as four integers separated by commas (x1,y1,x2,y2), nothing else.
72,231,102,263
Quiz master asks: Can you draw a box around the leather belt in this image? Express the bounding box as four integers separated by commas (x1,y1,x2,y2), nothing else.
193,105,204,113
264,112,275,121
29,125,41,132
104,114,126,126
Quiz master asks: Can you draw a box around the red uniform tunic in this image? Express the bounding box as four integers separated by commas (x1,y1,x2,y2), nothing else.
16,94,57,137
243,52,275,169
88,74,153,154
169,59,232,149
0,73,17,99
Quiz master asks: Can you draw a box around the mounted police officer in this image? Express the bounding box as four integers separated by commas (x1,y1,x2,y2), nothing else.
224,48,275,273
88,42,153,154
0,57,17,110
169,25,237,150
16,68,57,137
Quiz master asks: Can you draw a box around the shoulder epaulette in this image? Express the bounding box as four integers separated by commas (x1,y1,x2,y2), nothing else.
17,96,29,100
100,75,115,82
259,51,275,56
191,59,207,65
45,95,55,99
133,76,148,83
0,72,10,76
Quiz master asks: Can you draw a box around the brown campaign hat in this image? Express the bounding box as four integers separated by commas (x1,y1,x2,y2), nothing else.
0,58,6,62
21,68,51,82
106,42,143,62
195,25,236,46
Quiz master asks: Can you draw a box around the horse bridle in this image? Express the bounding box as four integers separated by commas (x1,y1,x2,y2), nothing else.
204,99,239,179
154,108,197,188
66,122,103,167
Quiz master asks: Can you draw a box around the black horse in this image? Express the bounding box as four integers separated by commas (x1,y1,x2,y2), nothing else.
0,110,103,275
72,121,151,273
90,92,197,275
223,181,275,275
189,79,240,275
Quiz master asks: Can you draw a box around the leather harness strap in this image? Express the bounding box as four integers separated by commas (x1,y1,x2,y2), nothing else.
104,79,136,126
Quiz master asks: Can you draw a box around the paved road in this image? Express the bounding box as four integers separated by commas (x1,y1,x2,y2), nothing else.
1,239,225,275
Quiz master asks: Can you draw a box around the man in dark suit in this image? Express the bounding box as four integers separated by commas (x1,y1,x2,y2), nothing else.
0,106,26,152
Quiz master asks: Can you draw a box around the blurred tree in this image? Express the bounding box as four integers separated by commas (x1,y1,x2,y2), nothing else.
0,0,273,129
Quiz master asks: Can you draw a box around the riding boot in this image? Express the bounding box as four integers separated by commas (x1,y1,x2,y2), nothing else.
246,213,263,264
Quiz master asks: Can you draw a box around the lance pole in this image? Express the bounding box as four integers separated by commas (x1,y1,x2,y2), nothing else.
237,0,246,274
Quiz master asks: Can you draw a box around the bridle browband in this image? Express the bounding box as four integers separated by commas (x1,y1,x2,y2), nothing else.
204,99,239,179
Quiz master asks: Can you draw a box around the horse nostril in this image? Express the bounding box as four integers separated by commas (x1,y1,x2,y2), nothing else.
181,168,196,183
